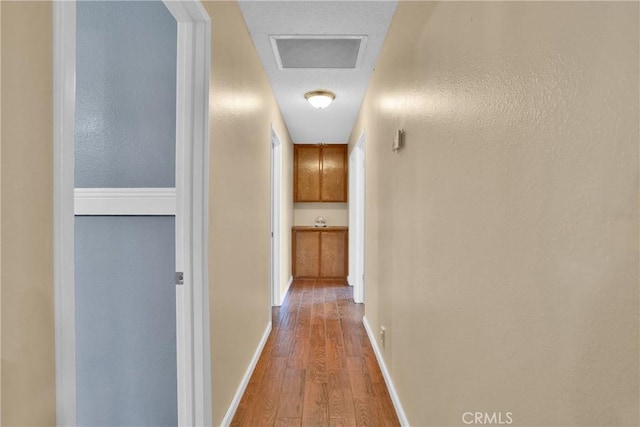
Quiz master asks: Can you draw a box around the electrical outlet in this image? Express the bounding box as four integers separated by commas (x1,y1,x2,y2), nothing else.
380,326,387,348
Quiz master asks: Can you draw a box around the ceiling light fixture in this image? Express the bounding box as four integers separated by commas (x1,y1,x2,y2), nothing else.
305,90,335,109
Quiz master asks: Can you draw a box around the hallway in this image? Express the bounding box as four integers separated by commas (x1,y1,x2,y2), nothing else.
231,281,399,426
1,1,638,425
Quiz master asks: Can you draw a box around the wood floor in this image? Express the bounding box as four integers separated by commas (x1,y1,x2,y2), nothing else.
231,280,400,427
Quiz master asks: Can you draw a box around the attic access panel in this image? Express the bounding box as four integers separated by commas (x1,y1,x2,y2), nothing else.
270,35,367,69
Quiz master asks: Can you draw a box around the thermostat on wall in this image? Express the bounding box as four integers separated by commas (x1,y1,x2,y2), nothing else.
392,129,404,153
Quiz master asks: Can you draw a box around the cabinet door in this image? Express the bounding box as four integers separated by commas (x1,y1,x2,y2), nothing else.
293,230,321,278
294,145,321,202
320,230,348,278
321,145,348,202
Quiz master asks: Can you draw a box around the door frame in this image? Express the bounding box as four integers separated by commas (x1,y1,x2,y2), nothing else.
270,126,283,306
53,1,212,425
348,131,366,304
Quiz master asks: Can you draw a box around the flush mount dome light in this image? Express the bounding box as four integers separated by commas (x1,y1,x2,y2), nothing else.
305,90,335,109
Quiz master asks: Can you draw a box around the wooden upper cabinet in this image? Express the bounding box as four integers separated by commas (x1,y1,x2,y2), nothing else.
294,145,321,201
321,145,347,202
294,144,347,203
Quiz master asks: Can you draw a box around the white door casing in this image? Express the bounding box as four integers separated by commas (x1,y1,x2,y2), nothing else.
348,144,356,289
349,131,366,304
270,126,283,306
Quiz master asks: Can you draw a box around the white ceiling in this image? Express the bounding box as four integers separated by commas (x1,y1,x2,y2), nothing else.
238,1,398,143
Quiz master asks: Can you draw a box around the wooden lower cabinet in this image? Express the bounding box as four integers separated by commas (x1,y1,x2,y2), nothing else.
292,226,348,279
293,229,321,278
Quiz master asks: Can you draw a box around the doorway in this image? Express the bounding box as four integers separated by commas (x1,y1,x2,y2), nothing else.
53,1,211,425
349,131,366,304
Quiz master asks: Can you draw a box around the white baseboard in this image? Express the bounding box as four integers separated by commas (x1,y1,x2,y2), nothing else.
362,316,410,427
220,321,272,426
280,276,294,305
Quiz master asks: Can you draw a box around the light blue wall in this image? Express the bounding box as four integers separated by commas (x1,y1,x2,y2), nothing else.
75,216,177,426
75,1,178,425
75,1,177,188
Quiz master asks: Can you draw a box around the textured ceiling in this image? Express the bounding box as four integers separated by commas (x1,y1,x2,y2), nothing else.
238,1,398,143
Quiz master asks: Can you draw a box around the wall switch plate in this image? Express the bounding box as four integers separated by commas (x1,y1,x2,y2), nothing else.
392,129,404,152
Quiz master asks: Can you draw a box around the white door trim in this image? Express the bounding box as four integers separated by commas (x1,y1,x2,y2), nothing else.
53,3,77,426
349,131,366,304
356,133,366,304
270,125,283,306
53,1,212,425
348,143,356,288
162,2,212,423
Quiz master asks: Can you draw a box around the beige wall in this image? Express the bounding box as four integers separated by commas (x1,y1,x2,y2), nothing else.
294,203,348,227
349,2,639,426
1,2,3,417
0,2,56,425
203,2,293,424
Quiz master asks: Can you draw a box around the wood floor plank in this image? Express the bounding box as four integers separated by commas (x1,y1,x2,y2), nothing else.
246,357,288,426
347,357,374,398
341,319,364,357
231,350,282,427
324,292,340,320
231,280,399,427
284,285,302,308
295,304,311,329
288,316,311,369
326,319,346,371
287,330,310,369
301,381,329,427
276,369,306,418
230,387,258,427
248,340,273,385
362,340,385,385
274,418,302,427
373,381,401,426
280,288,302,330
335,292,351,319
310,285,325,325
278,307,297,331
353,398,374,427
272,327,294,357
307,323,327,383
328,369,357,425
347,356,380,427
